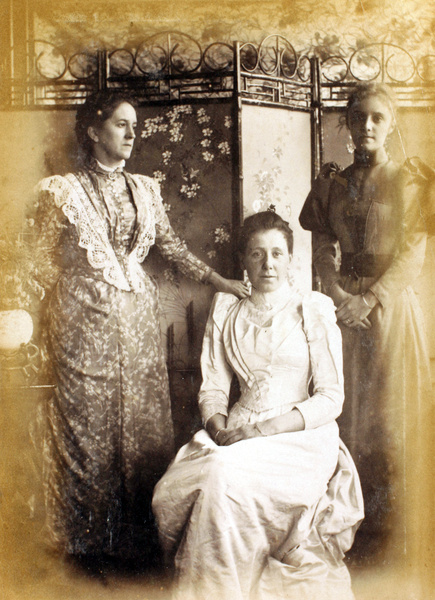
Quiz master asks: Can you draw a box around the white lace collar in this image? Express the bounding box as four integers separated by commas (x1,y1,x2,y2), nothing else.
249,281,294,312
93,158,125,173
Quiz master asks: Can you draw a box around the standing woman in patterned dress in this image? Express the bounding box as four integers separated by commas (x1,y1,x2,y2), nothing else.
33,91,248,570
299,83,432,562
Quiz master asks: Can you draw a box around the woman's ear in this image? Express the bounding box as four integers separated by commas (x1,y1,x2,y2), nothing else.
87,126,99,143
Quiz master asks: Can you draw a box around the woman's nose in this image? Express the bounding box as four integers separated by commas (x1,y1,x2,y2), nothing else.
364,116,373,131
126,125,136,139
262,254,273,270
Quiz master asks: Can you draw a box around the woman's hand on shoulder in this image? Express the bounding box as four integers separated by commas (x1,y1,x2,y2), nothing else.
208,272,250,298
224,279,250,299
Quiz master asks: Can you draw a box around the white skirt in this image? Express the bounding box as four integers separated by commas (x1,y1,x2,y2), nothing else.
152,422,364,600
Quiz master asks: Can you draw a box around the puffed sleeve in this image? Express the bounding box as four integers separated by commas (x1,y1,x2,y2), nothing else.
144,176,214,284
299,163,341,235
368,162,428,307
405,157,435,235
297,292,344,429
197,292,239,427
31,176,69,295
300,164,343,293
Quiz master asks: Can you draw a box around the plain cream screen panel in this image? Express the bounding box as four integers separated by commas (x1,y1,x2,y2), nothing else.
241,104,312,293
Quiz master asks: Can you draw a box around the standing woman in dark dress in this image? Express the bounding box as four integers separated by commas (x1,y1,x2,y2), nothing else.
299,83,432,562
33,91,248,569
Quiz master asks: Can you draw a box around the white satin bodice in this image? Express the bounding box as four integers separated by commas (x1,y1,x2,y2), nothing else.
225,291,310,414
198,283,344,431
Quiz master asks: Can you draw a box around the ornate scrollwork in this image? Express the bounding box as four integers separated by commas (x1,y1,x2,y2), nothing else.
15,33,435,108
349,43,415,83
320,56,348,82
33,34,434,85
258,35,297,78
136,32,203,75
68,52,98,80
237,36,311,109
34,40,67,80
239,43,258,72
109,49,135,76
203,43,234,72
297,55,312,83
319,42,433,86
34,41,99,81
240,35,303,81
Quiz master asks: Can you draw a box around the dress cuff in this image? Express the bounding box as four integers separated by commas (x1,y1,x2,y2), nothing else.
296,383,343,429
198,393,229,427
366,286,383,307
201,267,215,284
323,274,342,295
367,283,386,308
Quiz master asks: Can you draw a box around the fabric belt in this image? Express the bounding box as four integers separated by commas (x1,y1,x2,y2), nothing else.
340,253,394,278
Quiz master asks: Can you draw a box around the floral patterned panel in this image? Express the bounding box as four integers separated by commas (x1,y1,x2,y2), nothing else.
128,103,236,445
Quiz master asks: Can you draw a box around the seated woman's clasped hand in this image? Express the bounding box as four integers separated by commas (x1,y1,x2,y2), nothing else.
213,421,266,446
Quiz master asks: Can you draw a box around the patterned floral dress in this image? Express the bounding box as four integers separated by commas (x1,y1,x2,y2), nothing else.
299,156,432,560
34,158,212,560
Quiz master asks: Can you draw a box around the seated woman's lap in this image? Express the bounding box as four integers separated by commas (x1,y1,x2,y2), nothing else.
153,424,340,548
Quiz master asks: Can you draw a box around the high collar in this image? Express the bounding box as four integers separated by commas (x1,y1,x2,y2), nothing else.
87,156,125,175
354,147,389,168
249,280,294,312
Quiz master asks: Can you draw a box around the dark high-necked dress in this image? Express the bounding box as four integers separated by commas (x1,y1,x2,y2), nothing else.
34,158,213,561
299,151,432,559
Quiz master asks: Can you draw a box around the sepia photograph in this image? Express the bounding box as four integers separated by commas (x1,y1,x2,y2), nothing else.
0,1,434,599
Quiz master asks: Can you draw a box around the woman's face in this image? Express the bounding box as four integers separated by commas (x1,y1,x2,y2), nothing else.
347,95,394,155
243,228,291,293
88,101,137,167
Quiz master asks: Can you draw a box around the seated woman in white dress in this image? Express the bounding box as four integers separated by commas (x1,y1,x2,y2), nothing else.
152,210,364,600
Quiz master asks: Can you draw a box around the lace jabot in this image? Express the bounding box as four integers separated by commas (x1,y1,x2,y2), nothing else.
248,281,296,315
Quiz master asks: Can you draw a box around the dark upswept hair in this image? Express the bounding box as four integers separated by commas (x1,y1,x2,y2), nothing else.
75,90,138,155
237,210,294,255
346,83,397,127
